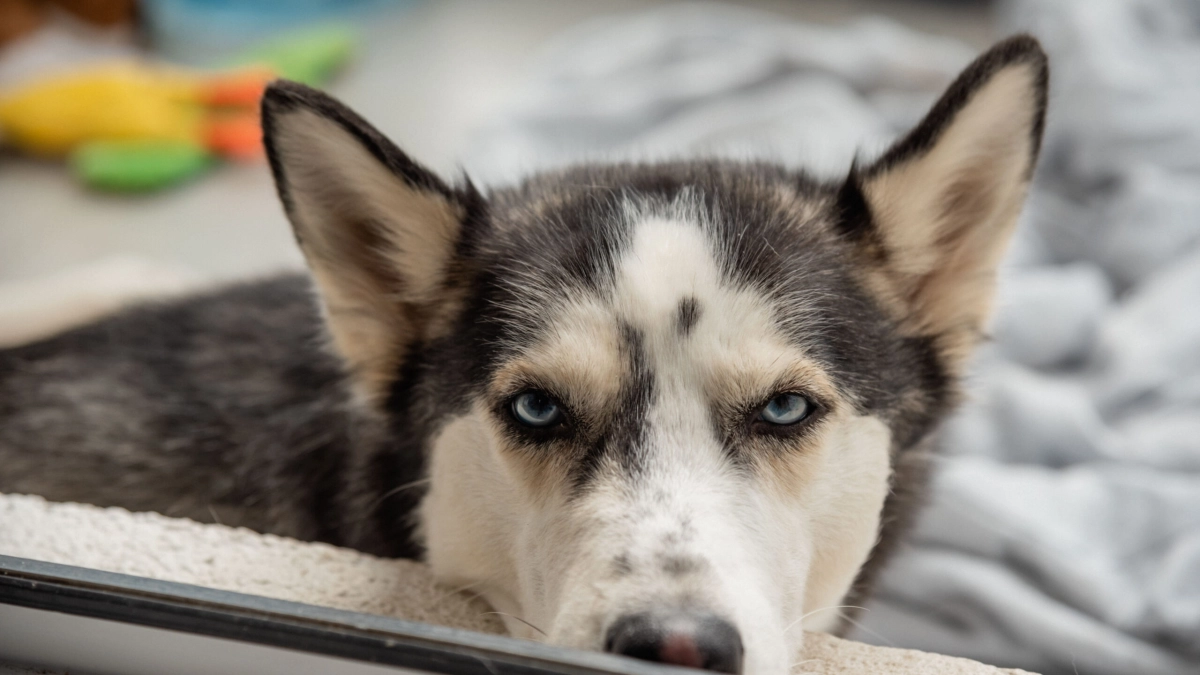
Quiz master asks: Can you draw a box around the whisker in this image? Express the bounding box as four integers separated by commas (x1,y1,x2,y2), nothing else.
206,504,223,526
366,478,431,512
833,611,894,647
782,605,869,635
788,657,820,673
435,578,491,606
479,611,548,637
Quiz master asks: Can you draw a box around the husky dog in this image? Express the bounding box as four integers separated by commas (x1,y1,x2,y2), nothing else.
0,36,1047,675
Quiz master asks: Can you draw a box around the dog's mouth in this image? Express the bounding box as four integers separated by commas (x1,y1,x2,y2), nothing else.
603,610,744,674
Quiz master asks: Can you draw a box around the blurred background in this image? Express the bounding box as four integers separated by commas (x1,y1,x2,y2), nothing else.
0,0,997,286
1,2,1198,675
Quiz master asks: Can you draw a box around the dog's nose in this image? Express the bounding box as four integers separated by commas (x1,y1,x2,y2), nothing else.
604,611,743,674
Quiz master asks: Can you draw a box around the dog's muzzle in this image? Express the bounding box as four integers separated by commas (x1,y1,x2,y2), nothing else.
604,610,743,674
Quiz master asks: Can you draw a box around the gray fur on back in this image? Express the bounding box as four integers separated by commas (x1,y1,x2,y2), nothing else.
0,274,409,557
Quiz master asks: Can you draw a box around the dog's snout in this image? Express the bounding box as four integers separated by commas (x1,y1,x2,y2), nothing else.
604,611,743,674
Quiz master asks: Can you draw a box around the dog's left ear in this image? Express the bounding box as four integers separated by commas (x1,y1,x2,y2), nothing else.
840,35,1048,367
261,81,478,403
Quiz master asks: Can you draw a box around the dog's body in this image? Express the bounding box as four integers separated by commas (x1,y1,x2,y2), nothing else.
0,37,1047,675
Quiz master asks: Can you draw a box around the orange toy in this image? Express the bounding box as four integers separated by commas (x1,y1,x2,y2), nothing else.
0,24,354,191
0,63,269,159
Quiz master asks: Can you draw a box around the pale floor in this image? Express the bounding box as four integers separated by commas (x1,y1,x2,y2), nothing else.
0,0,994,288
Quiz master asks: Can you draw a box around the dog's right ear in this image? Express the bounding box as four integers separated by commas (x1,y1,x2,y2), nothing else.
838,35,1048,370
261,81,477,404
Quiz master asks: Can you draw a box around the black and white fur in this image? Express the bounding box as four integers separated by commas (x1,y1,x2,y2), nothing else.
0,37,1048,675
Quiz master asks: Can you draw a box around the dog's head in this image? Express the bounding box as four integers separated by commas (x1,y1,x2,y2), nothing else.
261,36,1047,675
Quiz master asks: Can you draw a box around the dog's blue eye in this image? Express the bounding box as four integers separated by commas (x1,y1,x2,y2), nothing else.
759,393,811,425
511,391,563,427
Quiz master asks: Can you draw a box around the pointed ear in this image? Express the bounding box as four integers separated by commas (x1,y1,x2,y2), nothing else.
838,35,1048,368
261,81,479,404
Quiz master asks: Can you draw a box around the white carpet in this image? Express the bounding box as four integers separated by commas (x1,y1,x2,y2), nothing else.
0,493,1031,675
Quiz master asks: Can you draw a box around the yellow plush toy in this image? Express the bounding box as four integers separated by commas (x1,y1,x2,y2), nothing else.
0,25,354,191
0,63,268,157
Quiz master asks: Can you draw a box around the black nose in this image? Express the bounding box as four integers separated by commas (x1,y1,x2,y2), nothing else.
604,611,743,674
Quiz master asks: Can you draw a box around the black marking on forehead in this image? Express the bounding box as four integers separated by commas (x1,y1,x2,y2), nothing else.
660,530,683,547
468,159,825,377
612,553,634,578
676,297,701,337
574,323,654,492
660,554,705,577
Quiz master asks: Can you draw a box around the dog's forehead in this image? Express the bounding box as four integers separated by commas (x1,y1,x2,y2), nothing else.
458,161,954,462
477,166,873,394
462,160,957,440
611,211,791,359
487,166,836,313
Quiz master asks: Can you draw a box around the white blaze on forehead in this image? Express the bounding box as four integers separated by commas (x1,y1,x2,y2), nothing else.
606,213,831,445
614,216,722,328
612,216,736,454
611,216,790,387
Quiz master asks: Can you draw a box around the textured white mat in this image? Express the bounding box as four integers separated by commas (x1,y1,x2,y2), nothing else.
0,493,1031,675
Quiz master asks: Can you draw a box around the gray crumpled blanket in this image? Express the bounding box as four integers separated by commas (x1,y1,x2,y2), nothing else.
463,2,1200,674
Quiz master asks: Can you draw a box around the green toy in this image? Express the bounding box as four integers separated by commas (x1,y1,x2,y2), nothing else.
72,140,215,192
0,23,356,193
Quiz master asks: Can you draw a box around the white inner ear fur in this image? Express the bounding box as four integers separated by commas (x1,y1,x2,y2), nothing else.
270,109,461,401
862,63,1040,343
